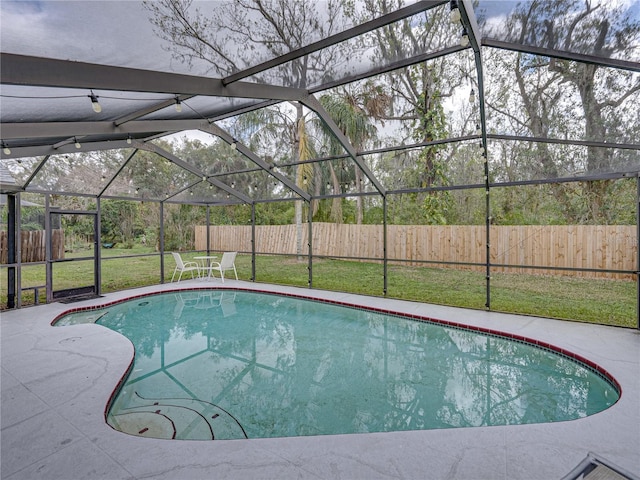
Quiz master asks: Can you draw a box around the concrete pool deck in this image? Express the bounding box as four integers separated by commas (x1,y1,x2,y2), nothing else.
1,280,639,480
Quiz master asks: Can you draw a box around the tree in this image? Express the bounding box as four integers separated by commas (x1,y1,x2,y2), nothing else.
347,0,466,224
486,0,640,223
100,199,140,247
317,83,390,224
145,0,354,254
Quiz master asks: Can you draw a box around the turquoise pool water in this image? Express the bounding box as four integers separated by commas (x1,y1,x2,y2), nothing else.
55,289,619,441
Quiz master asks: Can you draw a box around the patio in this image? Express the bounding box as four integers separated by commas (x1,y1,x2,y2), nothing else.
2,281,639,479
1,1,639,477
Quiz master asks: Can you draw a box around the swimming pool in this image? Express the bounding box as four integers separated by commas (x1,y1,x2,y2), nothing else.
54,289,620,441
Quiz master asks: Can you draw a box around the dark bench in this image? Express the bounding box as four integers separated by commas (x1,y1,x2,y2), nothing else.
21,285,46,305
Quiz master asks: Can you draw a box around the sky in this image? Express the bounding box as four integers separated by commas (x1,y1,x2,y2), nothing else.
0,1,183,73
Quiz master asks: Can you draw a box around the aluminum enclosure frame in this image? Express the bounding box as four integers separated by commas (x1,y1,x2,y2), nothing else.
1,0,638,328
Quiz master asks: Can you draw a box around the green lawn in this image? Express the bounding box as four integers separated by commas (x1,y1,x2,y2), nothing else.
1,248,636,328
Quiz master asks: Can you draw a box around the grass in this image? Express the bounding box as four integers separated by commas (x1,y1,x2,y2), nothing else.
1,248,636,328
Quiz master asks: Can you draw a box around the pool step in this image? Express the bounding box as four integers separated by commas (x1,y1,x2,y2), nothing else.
109,393,247,440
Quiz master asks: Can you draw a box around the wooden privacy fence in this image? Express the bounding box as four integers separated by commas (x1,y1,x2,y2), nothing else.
195,223,637,280
0,230,65,264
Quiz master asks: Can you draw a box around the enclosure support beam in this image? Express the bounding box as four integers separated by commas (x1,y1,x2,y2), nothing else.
461,0,491,310
251,204,256,283
1,53,308,101
199,124,310,202
98,150,138,197
45,195,52,303
206,206,211,256
301,95,386,197
15,193,22,308
6,194,16,309
383,196,388,297
483,39,640,73
222,1,445,85
96,198,102,296
23,155,51,191
142,142,253,204
637,175,640,330
308,202,313,289
484,159,491,311
159,202,165,284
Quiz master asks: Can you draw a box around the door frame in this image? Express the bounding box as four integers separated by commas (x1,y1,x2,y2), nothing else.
46,207,100,303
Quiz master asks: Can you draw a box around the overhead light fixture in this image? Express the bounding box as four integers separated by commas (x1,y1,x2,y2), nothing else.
475,123,481,135
2,142,10,155
135,187,139,194
190,190,193,196
303,176,307,185
126,135,132,145
449,0,460,23
460,27,469,47
230,141,237,150
101,175,106,182
89,90,101,113
469,89,476,103
74,137,81,149
174,97,182,113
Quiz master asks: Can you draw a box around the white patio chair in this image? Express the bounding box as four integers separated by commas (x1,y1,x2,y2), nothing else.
207,251,238,283
170,252,200,282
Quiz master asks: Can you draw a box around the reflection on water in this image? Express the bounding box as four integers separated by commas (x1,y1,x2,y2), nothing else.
61,290,619,440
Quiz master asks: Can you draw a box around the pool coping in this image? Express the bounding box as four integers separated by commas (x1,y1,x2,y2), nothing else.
2,280,639,479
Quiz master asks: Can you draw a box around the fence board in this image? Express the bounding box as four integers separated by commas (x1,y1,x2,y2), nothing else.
195,223,637,280
0,230,64,264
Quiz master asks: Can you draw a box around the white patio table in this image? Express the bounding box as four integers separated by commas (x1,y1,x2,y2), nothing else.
193,255,218,280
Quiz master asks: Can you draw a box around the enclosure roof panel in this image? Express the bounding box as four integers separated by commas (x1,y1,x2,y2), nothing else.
477,0,640,65
1,0,639,201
